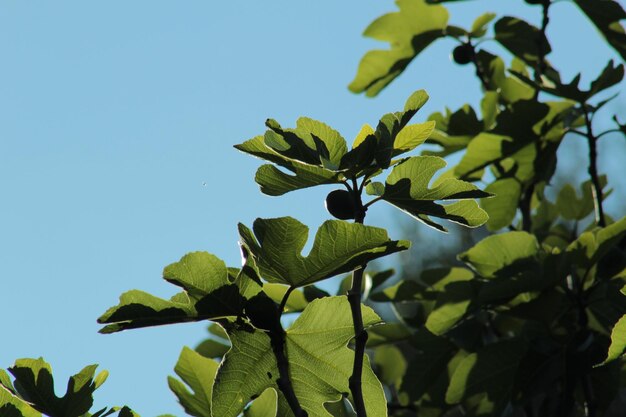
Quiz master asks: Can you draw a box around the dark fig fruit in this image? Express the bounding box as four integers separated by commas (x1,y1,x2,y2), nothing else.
452,44,474,65
325,189,356,220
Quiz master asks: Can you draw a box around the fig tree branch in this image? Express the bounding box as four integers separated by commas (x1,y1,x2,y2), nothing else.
347,177,369,417
269,287,307,417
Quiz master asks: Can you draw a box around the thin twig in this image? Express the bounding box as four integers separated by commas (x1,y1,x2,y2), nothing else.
596,128,622,139
469,41,490,91
582,106,606,227
519,1,551,232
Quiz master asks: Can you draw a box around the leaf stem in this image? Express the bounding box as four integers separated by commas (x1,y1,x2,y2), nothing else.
596,128,622,139
278,286,296,314
348,182,369,417
582,104,606,227
533,0,551,100
469,41,490,91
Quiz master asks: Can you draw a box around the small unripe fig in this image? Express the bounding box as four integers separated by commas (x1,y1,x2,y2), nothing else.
325,190,356,220
452,44,474,65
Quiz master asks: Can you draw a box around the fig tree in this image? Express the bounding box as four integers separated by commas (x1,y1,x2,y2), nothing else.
325,189,356,220
452,44,474,65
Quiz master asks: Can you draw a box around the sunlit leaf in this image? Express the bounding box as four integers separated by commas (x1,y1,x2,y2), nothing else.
349,0,449,96
598,315,626,365
459,231,539,278
244,388,278,417
238,217,410,287
381,156,490,231
481,178,522,231
167,347,218,417
470,13,496,37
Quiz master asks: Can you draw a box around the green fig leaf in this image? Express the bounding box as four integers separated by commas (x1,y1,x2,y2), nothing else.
381,156,490,232
244,388,278,417
98,252,253,333
481,178,522,231
459,231,539,278
238,217,410,287
167,347,218,417
7,358,105,417
236,135,342,196
598,315,626,366
349,0,448,97
470,12,496,37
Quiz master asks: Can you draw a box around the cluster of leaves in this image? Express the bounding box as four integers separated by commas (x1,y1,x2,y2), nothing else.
343,0,626,416
91,86,491,416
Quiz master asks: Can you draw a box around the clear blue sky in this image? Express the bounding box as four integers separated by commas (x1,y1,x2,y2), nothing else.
1,1,624,415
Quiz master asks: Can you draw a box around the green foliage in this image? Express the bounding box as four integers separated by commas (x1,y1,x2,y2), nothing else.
6,0,626,417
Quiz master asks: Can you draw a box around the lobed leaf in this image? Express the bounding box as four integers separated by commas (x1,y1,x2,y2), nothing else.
98,252,255,333
238,217,410,287
349,0,449,97
6,358,107,417
381,156,490,231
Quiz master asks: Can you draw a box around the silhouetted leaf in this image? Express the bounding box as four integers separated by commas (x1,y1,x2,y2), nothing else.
446,339,526,413
495,17,551,65
574,0,626,60
512,60,624,102
400,329,456,402
7,358,108,417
